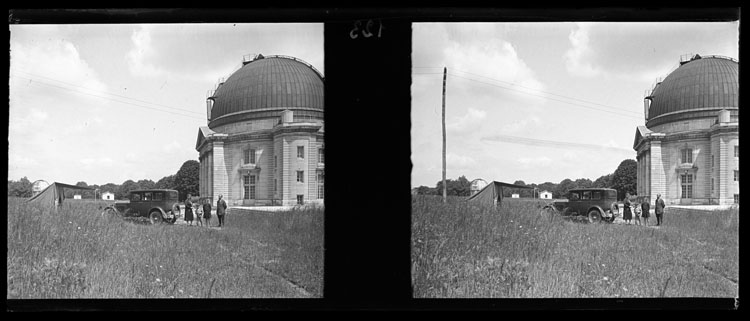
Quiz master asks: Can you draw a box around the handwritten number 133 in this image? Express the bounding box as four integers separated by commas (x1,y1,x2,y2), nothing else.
350,20,384,39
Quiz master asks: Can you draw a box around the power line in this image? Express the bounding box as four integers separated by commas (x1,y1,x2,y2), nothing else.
413,70,643,120
413,66,643,118
12,75,206,121
11,69,206,117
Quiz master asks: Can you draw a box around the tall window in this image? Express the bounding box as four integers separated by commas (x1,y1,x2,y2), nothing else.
274,178,277,193
297,195,304,205
681,173,693,198
297,146,305,159
244,149,256,165
712,155,715,169
319,148,324,164
681,148,693,164
317,172,324,199
711,178,715,193
244,174,256,199
735,145,739,158
274,155,277,171
734,170,739,182
735,194,740,204
297,170,304,183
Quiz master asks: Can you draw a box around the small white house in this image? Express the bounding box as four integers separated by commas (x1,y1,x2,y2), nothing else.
73,194,82,200
102,192,115,201
539,190,553,199
511,193,520,198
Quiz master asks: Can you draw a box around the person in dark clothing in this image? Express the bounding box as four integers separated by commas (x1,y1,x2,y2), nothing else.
622,193,632,224
216,194,227,227
202,198,212,227
655,194,666,226
184,194,194,226
641,197,651,227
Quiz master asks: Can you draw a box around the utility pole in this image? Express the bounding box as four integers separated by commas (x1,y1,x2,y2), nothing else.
442,67,447,203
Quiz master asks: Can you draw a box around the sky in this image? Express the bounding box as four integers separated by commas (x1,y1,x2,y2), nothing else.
411,22,739,188
8,23,323,186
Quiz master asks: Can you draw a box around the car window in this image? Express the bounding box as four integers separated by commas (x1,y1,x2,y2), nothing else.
569,192,580,200
144,192,152,201
169,191,179,200
592,191,602,200
154,192,163,201
131,193,142,201
608,190,617,199
582,191,591,200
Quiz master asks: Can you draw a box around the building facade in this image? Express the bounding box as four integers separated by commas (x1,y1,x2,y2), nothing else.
196,55,324,206
539,190,552,199
633,55,739,205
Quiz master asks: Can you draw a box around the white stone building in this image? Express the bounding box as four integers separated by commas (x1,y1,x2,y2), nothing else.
634,55,739,205
539,190,553,199
101,192,115,201
196,55,324,206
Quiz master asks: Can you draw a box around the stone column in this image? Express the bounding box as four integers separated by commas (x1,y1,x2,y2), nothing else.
212,141,229,204
650,140,667,204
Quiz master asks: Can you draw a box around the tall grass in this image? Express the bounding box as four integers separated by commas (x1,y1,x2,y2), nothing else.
412,195,738,298
7,197,323,298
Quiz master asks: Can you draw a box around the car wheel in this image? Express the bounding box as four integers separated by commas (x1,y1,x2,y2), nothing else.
149,211,164,225
588,209,602,224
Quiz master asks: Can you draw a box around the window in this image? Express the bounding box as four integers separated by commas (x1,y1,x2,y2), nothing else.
297,146,305,159
681,173,693,198
317,172,324,199
711,178,715,193
143,192,152,201
569,192,580,200
274,178,277,193
131,193,142,201
681,148,693,164
592,191,602,200
274,155,277,171
734,194,740,204
244,175,256,199
734,170,739,182
297,170,304,183
319,148,324,164
154,192,163,201
244,149,256,165
582,191,591,200
297,195,304,205
712,155,715,169
735,145,739,158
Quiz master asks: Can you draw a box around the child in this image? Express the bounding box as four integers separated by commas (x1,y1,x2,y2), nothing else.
194,199,204,227
633,198,642,226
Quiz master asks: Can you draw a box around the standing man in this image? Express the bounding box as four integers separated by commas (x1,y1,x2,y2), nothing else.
641,196,651,227
655,194,666,226
216,194,227,228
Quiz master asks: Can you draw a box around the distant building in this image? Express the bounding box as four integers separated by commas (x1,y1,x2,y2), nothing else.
73,194,82,200
470,179,488,196
101,192,115,201
539,190,553,199
511,193,520,198
634,55,739,205
196,54,324,206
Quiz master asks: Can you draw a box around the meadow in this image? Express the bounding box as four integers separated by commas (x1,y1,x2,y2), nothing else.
411,195,738,298
7,197,323,299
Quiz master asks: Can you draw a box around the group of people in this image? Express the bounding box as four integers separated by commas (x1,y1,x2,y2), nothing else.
621,193,666,226
182,194,228,228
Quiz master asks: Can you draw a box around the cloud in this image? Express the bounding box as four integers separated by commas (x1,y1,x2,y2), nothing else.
447,153,477,169
501,116,542,134
126,26,167,78
564,23,605,78
163,141,182,153
517,156,553,169
447,108,487,135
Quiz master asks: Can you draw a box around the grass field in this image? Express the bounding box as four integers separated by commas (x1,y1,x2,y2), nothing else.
412,195,738,298
7,197,323,298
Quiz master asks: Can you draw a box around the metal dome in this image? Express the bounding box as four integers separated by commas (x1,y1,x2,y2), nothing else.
646,55,738,128
208,55,324,127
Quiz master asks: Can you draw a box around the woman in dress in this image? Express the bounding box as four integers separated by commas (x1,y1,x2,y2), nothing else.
622,193,632,225
184,193,194,226
202,198,212,227
641,197,651,227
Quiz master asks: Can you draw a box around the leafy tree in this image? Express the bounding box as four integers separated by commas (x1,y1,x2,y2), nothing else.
573,178,593,189
416,185,435,195
155,175,176,189
435,175,471,197
611,159,637,200
537,182,557,198
117,180,140,200
555,178,575,198
174,160,200,201
7,177,33,198
592,173,613,188
136,179,156,190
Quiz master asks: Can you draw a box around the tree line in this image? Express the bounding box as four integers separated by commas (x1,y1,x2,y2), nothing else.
415,159,637,201
7,160,200,201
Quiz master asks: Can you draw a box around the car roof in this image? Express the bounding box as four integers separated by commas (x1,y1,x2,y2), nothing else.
568,188,617,192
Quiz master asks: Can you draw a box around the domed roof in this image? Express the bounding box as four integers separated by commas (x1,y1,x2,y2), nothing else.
646,55,738,127
208,55,324,123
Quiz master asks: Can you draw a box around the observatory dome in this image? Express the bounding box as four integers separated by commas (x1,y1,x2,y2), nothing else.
208,55,324,128
646,55,738,128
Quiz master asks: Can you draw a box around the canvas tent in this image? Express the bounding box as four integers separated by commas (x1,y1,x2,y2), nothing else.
26,182,95,209
466,181,533,207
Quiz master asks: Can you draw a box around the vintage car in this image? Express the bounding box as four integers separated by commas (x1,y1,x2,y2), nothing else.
540,188,619,223
101,189,181,224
